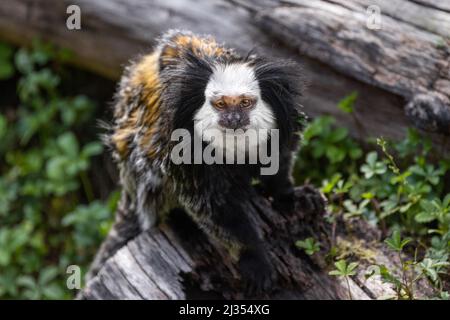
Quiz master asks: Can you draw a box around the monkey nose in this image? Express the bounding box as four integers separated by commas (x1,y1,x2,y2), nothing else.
227,113,240,122
227,114,240,128
220,113,247,129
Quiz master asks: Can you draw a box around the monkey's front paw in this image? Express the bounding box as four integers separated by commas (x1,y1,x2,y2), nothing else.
238,250,278,296
295,185,327,215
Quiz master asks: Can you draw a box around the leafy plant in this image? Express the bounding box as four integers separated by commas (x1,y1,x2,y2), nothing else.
296,237,321,255
329,259,359,299
0,40,115,299
295,91,450,299
294,115,362,184
0,42,14,80
384,230,412,252
360,152,387,179
337,91,358,114
415,196,450,228
366,230,449,299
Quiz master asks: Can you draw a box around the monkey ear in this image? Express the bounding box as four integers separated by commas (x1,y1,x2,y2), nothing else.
253,58,305,147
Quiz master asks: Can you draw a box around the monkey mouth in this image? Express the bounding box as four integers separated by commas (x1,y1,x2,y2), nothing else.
220,126,250,134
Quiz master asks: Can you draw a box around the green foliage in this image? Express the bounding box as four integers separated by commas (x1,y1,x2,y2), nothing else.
384,230,412,252
366,231,449,299
329,259,359,277
295,115,362,182
360,152,387,179
16,266,64,300
416,196,450,225
337,91,358,114
329,259,359,300
0,42,14,80
295,237,321,255
295,92,450,299
0,41,115,299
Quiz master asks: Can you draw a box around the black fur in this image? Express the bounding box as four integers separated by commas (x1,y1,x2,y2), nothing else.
252,58,304,149
161,49,214,132
162,53,304,294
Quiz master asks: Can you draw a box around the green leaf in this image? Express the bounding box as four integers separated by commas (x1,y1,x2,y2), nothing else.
366,151,377,166
0,62,14,80
0,249,11,266
329,259,358,277
16,276,36,290
57,132,79,157
349,147,363,159
420,199,435,212
295,237,321,255
362,192,374,199
347,262,359,274
377,265,401,286
320,174,342,194
443,194,450,208
439,292,450,300
384,230,411,252
326,146,346,163
15,48,34,74
415,211,436,223
42,283,64,300
39,267,59,285
0,114,7,139
0,42,14,80
331,127,348,142
338,91,358,113
81,142,103,157
46,157,67,180
0,42,13,59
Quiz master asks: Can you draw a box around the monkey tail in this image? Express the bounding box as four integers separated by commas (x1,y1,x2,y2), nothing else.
82,192,141,287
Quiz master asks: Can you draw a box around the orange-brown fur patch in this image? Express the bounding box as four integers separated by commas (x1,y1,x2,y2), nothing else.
114,52,162,159
160,34,226,67
131,52,161,91
134,53,163,159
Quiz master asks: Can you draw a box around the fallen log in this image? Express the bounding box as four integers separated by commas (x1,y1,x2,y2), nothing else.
0,0,449,140
79,186,432,300
253,0,450,135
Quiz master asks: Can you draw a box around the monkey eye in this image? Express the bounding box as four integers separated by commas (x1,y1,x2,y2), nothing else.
213,100,225,109
240,98,252,108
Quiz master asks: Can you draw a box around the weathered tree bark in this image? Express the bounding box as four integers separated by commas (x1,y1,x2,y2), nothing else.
253,0,450,135
78,186,433,300
0,0,449,141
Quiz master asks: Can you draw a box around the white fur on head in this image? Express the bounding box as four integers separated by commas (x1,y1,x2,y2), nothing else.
193,62,275,152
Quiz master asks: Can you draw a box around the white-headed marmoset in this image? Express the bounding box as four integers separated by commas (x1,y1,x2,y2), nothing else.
102,29,324,294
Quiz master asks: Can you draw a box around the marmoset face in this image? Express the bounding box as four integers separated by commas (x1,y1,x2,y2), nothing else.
194,63,275,149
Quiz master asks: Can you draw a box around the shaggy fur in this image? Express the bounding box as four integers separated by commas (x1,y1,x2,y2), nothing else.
105,29,306,293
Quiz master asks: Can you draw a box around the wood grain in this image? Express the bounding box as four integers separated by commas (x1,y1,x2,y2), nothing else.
78,187,432,300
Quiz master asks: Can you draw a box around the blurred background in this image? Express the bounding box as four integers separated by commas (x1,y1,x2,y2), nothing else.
0,0,449,299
